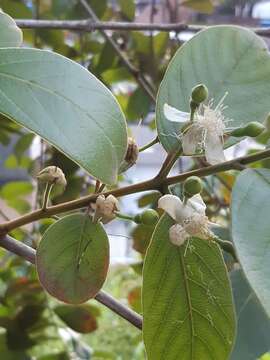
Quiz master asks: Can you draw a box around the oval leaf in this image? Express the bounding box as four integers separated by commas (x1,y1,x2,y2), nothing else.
143,215,236,360
36,214,109,304
0,48,127,184
156,26,270,152
0,11,22,47
54,304,100,333
230,269,270,360
232,168,270,317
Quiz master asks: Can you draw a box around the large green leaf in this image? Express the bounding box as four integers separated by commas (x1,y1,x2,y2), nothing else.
232,168,270,317
0,48,127,184
156,26,270,152
36,214,109,304
143,214,236,360
0,11,22,47
230,269,270,360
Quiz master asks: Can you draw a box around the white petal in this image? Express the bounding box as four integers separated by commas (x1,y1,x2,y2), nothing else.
163,103,190,123
182,125,203,155
169,224,190,246
187,194,206,215
158,194,183,221
205,133,226,165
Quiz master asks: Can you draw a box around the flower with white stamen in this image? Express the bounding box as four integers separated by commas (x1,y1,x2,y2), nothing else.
164,93,233,165
158,194,214,246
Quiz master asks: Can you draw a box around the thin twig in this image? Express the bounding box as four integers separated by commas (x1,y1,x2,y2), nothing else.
15,19,270,38
0,234,142,330
78,0,156,102
139,136,159,152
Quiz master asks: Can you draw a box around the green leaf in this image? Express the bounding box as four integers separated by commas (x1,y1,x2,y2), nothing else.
181,0,214,14
232,168,270,317
54,304,100,333
156,26,270,152
0,48,127,184
0,11,22,47
142,214,236,360
230,269,270,360
36,214,109,304
14,133,34,159
127,87,151,121
0,181,33,199
118,0,135,21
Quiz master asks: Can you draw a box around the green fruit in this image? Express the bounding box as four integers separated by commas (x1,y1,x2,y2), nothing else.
141,209,159,226
231,122,265,138
244,122,265,137
184,176,203,196
191,84,208,104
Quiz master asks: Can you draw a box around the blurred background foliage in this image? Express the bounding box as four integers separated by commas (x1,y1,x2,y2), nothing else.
0,0,270,359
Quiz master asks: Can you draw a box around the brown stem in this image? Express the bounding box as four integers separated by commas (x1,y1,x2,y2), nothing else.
0,149,270,235
14,19,270,37
0,235,142,330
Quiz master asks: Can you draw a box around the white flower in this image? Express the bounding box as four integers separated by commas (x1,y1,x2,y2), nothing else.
158,194,214,246
163,93,232,165
92,194,119,224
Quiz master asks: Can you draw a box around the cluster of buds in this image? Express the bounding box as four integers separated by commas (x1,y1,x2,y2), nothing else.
92,194,119,224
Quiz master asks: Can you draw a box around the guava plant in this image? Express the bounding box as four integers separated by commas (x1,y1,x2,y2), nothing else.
0,10,270,360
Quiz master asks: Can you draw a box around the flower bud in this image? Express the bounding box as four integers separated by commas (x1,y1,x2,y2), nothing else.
37,166,67,187
184,176,203,197
119,137,139,173
191,84,208,105
243,122,265,137
141,209,159,226
230,122,265,138
92,194,119,224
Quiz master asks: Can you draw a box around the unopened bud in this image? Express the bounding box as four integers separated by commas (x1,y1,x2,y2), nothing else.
231,122,265,138
92,194,119,224
119,137,139,173
37,166,66,187
184,176,203,197
140,209,159,226
191,84,208,105
244,122,265,137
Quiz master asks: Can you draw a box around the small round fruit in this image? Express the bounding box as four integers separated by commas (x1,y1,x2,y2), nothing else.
141,209,159,226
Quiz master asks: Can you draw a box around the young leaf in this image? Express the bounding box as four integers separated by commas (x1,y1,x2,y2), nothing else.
232,168,270,318
0,48,127,184
156,26,270,152
143,215,236,360
230,269,270,360
0,11,22,47
36,214,110,304
54,304,100,333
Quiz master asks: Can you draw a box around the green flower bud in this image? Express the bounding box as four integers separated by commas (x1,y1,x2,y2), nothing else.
230,122,265,138
184,176,203,197
244,122,265,137
134,213,142,224
141,209,159,226
37,166,67,187
191,84,208,105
